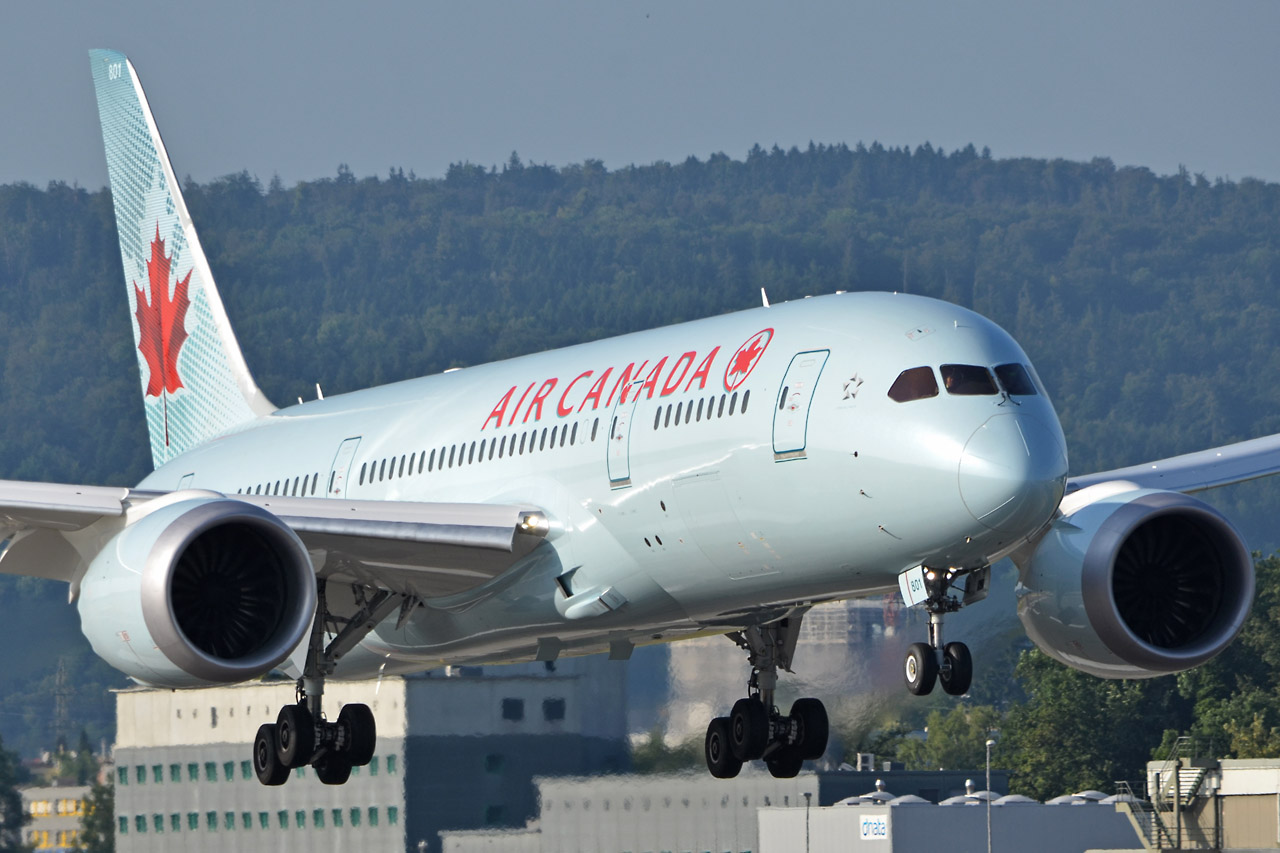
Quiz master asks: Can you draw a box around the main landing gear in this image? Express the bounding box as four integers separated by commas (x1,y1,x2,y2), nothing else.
254,580,404,786
903,566,988,697
704,614,829,780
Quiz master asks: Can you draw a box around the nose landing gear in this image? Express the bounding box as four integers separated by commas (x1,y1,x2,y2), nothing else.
903,566,986,696
703,614,830,780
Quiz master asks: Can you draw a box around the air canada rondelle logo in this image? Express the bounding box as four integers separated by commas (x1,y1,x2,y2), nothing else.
724,328,773,391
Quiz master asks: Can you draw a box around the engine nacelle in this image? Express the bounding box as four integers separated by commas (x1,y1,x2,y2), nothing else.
77,495,316,688
1016,484,1253,679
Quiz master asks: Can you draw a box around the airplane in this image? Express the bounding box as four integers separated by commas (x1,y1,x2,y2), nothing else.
1,48,1277,786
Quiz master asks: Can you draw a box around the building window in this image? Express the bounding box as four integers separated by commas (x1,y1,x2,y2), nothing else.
170,814,180,832
313,808,325,828
295,810,305,828
387,806,399,825
386,755,398,774
134,815,146,833
368,807,378,827
187,762,199,781
241,760,252,780
152,814,164,833
501,698,524,721
543,698,566,721
242,812,252,830
332,808,344,828
224,812,235,830
116,767,127,786
188,813,198,830
206,811,217,831
204,761,217,781
117,817,127,835
277,810,288,829
152,765,163,783
258,812,269,830
368,756,379,776
169,763,181,782
223,761,234,781
350,807,361,828
135,765,146,784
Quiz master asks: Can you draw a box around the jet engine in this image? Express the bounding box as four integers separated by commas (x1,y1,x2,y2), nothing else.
77,495,316,688
1015,483,1254,679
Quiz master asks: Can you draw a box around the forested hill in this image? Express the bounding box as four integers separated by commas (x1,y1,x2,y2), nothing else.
1,142,1280,756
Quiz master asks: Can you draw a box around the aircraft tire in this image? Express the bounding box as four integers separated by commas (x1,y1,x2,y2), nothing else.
729,697,769,761
791,698,829,760
275,704,314,769
705,717,743,779
905,642,938,695
339,703,377,766
939,642,973,696
253,724,289,786
314,753,353,785
765,747,804,779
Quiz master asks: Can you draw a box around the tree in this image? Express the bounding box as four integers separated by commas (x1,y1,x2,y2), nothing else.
996,651,1188,801
78,782,114,853
0,736,27,852
897,705,1000,771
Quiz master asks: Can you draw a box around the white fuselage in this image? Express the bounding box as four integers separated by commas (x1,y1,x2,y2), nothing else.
141,291,1069,674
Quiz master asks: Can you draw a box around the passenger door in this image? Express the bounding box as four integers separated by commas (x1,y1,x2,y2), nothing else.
773,350,829,460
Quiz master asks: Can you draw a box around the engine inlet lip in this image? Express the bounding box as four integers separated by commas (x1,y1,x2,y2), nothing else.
1081,491,1254,672
141,499,316,683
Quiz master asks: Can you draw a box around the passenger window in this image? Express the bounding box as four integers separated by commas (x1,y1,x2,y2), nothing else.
540,429,548,451
718,395,726,418
941,364,998,396
653,409,661,430
591,418,599,441
887,367,939,403
519,433,527,455
665,405,673,428
448,445,456,467
995,363,1037,396
571,423,579,445
550,426,558,447
409,452,416,473
560,425,567,447
399,455,406,477
498,436,506,459
730,392,738,416
469,441,477,464
428,449,435,472
696,399,704,421
741,390,750,413
478,439,486,461
359,463,366,486
418,452,425,474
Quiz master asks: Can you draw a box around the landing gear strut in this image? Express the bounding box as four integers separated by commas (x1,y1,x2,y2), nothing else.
903,566,986,697
704,612,829,780
253,580,402,786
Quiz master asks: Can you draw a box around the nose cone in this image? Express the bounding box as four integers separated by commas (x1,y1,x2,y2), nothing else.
959,413,1067,535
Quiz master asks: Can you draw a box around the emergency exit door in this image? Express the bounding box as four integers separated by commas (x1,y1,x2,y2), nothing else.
773,350,829,459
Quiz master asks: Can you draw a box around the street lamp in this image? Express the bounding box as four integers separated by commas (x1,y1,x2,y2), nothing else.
986,738,996,853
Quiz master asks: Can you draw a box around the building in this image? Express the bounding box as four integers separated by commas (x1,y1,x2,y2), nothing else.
22,785,90,852
439,768,1013,853
112,656,627,853
758,796,1144,852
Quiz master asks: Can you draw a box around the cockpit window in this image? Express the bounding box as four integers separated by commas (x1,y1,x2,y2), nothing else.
994,363,1037,396
940,364,998,396
887,367,939,403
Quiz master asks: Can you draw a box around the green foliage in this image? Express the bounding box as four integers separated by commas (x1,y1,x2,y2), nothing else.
629,729,702,773
898,705,1000,771
78,782,114,853
0,735,28,852
995,650,1190,800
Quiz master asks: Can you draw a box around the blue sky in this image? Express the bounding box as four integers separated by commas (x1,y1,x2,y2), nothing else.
5,0,1280,188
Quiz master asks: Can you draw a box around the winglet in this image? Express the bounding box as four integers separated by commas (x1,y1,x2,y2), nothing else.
89,50,274,469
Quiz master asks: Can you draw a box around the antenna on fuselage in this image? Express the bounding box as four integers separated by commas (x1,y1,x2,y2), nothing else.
761,287,771,308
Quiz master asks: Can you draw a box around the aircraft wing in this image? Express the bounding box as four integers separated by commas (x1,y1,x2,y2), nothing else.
0,480,547,598
1066,432,1280,495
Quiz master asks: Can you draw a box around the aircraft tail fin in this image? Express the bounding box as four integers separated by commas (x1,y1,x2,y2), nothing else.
89,49,274,469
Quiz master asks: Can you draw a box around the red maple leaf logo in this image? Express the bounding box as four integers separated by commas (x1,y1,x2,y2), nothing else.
134,224,192,397
724,328,773,391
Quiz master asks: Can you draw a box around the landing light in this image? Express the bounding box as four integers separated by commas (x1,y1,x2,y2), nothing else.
518,513,549,536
